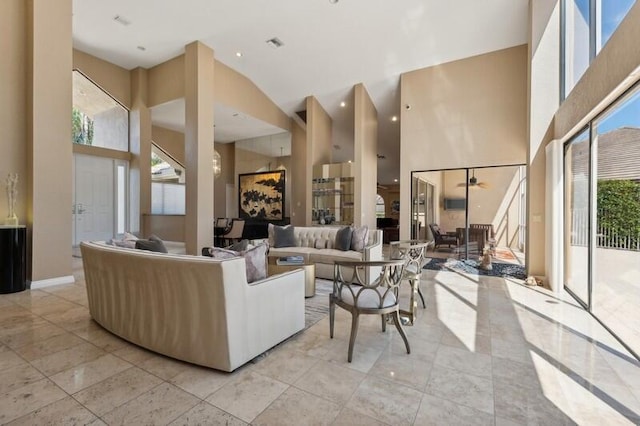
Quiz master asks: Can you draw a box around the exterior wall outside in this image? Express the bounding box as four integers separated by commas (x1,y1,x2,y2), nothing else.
93,106,129,152
377,184,400,219
400,46,528,243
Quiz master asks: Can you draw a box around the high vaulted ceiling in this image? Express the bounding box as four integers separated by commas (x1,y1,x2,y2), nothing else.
72,0,529,184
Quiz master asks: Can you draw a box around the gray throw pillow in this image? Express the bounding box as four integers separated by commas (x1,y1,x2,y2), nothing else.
226,239,249,252
135,238,166,253
241,242,268,283
273,225,296,248
350,226,369,252
148,234,168,253
335,226,353,251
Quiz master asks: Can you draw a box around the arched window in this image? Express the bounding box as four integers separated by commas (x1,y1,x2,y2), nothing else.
376,194,385,218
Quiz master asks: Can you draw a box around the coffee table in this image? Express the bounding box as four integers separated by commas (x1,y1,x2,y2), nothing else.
267,258,316,298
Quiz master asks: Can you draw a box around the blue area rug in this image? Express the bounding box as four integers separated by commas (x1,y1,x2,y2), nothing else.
424,257,527,280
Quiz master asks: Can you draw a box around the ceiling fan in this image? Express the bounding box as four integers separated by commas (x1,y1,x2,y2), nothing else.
377,182,388,190
457,169,489,189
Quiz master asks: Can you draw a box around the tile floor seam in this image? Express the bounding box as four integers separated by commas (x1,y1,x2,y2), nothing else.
94,380,168,422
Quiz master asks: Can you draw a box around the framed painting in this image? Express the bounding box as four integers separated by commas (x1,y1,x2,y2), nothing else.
238,170,285,220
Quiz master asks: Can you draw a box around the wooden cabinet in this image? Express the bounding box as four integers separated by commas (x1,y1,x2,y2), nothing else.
0,226,27,294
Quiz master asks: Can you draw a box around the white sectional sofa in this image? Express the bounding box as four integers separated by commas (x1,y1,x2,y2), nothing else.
80,241,305,372
266,226,383,280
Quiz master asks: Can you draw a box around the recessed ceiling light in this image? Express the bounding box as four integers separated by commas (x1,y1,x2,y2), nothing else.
329,0,339,4
137,46,146,51
348,160,352,163
340,101,346,108
391,116,398,122
394,178,398,183
113,15,131,26
236,52,243,57
266,37,284,49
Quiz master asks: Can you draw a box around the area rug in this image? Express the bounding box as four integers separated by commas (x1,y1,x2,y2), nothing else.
423,257,527,280
494,248,517,261
305,279,332,329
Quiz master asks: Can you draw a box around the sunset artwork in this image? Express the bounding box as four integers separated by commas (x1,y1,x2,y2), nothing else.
238,171,285,220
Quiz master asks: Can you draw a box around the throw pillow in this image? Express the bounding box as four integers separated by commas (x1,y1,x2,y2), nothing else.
112,239,136,249
148,234,168,253
241,242,268,283
350,226,369,252
135,239,166,253
206,247,239,260
226,239,249,252
273,225,296,248
334,226,353,251
314,238,327,249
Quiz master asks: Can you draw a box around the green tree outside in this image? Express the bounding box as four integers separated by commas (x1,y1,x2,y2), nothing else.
597,179,640,249
72,108,94,145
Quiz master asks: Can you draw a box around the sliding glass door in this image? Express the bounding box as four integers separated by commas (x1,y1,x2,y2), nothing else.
564,128,591,306
563,83,640,359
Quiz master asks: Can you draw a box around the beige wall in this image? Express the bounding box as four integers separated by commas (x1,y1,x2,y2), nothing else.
152,125,185,165
73,49,131,108
291,119,307,226
142,214,185,242
214,142,235,219
148,56,185,108
184,42,215,255
27,0,73,282
305,96,333,225
354,83,378,229
215,60,290,133
0,0,28,223
400,45,528,240
527,0,561,276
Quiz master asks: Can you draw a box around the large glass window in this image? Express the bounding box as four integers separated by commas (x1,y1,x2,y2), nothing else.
564,128,591,305
592,88,640,355
72,70,129,151
563,82,640,359
562,0,636,98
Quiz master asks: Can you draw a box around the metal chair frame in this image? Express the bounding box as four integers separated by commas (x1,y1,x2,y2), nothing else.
330,260,410,362
389,239,432,325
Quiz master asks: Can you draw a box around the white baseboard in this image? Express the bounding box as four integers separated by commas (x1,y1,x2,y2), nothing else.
29,275,75,289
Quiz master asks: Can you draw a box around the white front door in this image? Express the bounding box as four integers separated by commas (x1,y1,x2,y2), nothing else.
73,154,114,245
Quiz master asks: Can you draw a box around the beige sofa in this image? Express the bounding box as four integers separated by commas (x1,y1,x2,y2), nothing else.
266,226,383,280
80,241,305,372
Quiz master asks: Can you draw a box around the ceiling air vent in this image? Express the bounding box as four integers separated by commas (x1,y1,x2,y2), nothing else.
266,37,284,49
113,15,131,26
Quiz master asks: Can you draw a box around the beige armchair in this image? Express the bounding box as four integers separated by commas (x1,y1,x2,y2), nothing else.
330,259,410,362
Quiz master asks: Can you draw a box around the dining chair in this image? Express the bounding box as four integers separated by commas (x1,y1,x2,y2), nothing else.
389,239,432,325
330,259,410,362
220,219,245,246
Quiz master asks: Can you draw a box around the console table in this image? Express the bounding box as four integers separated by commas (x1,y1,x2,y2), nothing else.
0,225,27,294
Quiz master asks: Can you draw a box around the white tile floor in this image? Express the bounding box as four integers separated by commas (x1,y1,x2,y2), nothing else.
0,258,639,425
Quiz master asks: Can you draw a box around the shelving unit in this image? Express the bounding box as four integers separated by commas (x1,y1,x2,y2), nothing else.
312,162,355,225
